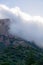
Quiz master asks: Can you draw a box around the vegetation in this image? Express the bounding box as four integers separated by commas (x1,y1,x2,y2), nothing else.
0,44,43,65
0,35,43,65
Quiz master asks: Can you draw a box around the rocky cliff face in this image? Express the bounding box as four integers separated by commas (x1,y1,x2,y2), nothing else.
0,19,10,35
0,19,10,46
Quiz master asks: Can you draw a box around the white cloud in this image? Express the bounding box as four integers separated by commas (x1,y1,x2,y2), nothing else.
0,4,43,47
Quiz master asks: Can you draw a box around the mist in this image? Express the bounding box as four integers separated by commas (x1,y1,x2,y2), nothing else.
0,4,43,47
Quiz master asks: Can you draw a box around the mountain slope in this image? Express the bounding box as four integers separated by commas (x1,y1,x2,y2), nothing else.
0,19,43,65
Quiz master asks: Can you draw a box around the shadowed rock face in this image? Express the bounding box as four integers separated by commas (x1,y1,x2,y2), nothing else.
0,19,10,46
0,19,10,35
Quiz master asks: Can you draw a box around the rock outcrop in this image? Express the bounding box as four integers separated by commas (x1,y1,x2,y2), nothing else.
0,19,9,35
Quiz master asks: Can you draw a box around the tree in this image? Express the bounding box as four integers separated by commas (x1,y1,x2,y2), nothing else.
0,62,10,65
25,48,36,65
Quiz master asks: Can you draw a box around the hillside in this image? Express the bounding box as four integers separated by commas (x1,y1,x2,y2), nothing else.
0,19,43,65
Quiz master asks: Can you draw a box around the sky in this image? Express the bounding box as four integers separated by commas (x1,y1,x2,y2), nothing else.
0,0,43,16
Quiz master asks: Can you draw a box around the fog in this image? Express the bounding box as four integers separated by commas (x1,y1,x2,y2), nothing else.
0,4,43,47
